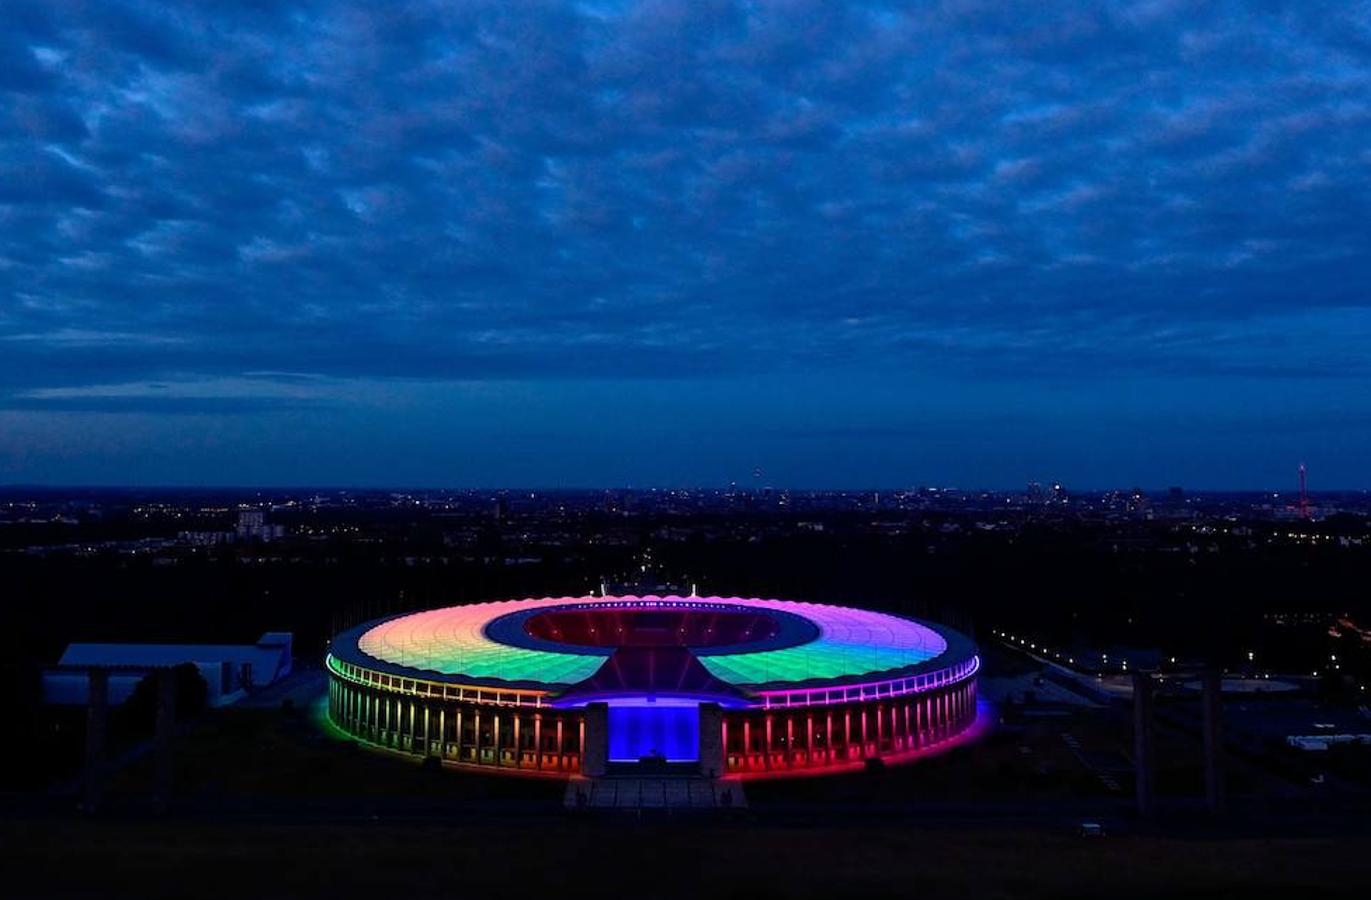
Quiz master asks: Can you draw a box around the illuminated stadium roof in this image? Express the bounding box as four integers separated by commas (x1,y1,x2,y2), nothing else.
331,596,974,707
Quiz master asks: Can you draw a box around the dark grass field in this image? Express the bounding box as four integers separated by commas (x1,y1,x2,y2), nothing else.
7,815,1371,900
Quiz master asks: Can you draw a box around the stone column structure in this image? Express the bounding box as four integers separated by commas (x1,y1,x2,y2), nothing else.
1132,671,1155,818
1202,669,1226,815
581,702,609,777
698,703,724,779
83,668,110,813
154,668,177,810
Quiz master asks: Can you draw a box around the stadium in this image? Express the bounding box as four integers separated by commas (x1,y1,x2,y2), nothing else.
326,595,981,777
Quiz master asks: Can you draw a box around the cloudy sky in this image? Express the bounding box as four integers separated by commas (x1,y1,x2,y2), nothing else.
2,1,1370,487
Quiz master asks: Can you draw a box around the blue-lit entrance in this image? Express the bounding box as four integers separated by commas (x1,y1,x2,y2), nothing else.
607,700,700,762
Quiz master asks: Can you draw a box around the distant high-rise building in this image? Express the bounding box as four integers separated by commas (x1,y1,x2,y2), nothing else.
235,509,283,542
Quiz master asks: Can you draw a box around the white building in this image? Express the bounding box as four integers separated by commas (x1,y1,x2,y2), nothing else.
42,632,293,707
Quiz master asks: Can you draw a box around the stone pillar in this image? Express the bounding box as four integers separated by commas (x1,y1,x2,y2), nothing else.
1202,670,1226,815
1132,671,1155,818
698,703,724,778
83,668,110,813
154,668,177,810
581,702,608,777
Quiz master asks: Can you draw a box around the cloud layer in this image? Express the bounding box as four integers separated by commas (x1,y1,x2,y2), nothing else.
2,2,1371,486
3,0,1369,393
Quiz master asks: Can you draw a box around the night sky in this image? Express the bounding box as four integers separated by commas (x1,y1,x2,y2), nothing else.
2,2,1370,488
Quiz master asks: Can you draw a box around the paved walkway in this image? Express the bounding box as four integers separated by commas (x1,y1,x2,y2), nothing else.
564,776,746,810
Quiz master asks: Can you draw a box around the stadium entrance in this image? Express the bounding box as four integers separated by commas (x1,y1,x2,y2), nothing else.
607,699,701,765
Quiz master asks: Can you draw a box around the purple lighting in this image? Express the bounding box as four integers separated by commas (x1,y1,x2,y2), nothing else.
327,595,981,778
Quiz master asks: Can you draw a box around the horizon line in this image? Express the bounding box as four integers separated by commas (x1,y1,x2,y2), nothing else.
1,482,1365,495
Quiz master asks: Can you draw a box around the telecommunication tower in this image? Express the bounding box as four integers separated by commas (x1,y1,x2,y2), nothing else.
1298,462,1310,520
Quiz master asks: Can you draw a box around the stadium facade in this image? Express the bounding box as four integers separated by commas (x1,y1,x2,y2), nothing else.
326,595,980,777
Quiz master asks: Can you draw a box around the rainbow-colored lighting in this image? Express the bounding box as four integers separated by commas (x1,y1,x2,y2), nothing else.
356,596,613,685
693,598,946,686
355,595,949,691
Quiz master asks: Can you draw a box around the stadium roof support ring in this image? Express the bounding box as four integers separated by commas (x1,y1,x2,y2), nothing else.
326,595,982,778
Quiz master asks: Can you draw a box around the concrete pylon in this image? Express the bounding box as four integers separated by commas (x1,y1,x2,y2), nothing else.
1132,671,1155,817
82,668,110,813
1202,669,1226,815
698,702,724,778
153,668,177,810
581,702,608,777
